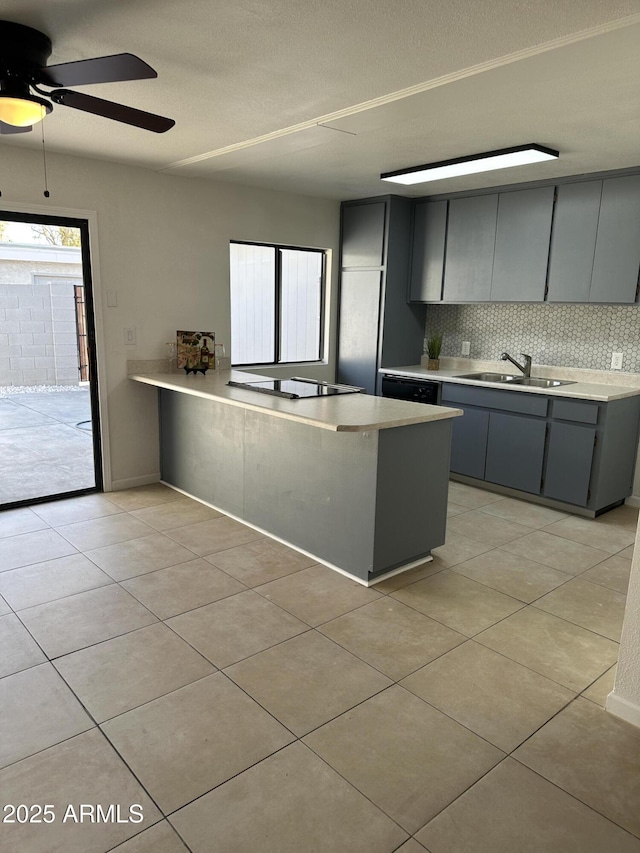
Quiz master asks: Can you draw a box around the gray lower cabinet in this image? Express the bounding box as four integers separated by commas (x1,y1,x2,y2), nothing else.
441,382,640,513
484,412,547,493
449,406,489,479
544,421,596,505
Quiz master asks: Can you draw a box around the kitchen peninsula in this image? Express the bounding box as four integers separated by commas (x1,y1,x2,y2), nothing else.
130,370,461,585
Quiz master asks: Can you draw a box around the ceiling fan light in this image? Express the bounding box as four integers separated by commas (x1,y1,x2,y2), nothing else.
0,94,51,127
381,144,559,185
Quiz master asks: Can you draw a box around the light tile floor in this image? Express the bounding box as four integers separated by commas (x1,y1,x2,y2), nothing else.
0,481,639,852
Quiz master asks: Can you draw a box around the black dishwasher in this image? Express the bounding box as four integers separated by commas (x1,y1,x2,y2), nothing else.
381,374,441,405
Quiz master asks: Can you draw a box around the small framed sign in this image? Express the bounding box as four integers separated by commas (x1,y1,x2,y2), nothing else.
176,330,215,374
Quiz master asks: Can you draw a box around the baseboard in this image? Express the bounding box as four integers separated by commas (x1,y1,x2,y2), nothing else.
606,691,640,729
625,495,640,509
161,480,432,587
108,473,160,491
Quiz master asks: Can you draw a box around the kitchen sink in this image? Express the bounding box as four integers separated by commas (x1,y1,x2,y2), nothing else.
456,373,576,388
507,377,576,388
456,372,521,382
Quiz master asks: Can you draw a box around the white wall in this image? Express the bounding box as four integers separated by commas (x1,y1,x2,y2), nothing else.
0,145,340,488
608,519,640,729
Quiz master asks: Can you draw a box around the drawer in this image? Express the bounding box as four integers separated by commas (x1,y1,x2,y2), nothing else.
552,398,599,424
441,383,548,416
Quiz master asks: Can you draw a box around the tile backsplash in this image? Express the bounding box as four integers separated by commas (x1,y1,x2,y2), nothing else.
425,304,640,373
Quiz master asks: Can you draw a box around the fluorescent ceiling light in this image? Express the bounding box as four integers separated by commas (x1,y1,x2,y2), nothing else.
381,144,559,185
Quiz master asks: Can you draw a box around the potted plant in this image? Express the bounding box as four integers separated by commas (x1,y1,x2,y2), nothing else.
426,332,443,370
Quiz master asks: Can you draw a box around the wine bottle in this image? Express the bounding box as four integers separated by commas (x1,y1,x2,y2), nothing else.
200,337,210,368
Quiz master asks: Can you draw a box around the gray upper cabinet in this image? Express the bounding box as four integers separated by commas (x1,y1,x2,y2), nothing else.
443,194,498,301
490,186,555,301
405,169,640,305
547,181,602,302
341,201,386,267
409,200,447,302
589,175,640,303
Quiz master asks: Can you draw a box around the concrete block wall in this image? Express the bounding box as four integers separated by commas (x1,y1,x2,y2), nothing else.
0,279,81,386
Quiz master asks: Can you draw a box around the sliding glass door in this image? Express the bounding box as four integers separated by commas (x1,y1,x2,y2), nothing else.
0,211,102,507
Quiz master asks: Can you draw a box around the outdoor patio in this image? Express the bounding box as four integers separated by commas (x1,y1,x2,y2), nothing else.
0,386,95,506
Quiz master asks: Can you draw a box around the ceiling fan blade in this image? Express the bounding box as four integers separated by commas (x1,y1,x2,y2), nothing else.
50,88,175,133
39,53,157,88
0,121,32,134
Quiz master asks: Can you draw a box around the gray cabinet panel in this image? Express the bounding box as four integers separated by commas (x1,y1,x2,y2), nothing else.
547,181,602,302
338,197,424,396
491,186,555,301
485,412,546,493
443,194,498,301
341,202,386,267
552,398,599,425
409,200,447,302
337,269,382,393
544,422,595,505
590,175,640,303
449,406,489,479
441,383,548,416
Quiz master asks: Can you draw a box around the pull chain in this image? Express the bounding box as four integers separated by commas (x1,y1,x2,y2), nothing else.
41,120,50,198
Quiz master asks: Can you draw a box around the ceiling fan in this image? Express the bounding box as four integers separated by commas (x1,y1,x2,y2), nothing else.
0,20,175,135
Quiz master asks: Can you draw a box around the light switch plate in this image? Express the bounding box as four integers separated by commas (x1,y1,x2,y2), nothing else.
106,290,118,307
124,327,136,346
461,340,471,356
611,352,623,370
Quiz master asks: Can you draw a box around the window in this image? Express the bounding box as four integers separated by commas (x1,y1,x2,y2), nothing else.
230,241,325,365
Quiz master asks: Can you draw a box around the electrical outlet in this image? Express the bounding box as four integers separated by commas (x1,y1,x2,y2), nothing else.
611,352,624,370
124,327,137,346
461,340,471,356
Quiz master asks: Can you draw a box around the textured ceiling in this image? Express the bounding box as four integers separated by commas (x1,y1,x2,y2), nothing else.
1,0,640,198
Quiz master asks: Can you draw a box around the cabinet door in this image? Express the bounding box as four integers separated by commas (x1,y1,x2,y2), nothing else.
337,269,382,393
409,200,447,302
490,186,555,301
589,175,640,303
341,202,386,268
443,194,498,301
547,181,602,303
484,412,546,493
449,407,490,479
543,422,596,506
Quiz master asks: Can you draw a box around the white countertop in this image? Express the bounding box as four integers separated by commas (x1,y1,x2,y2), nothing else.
130,370,462,432
380,363,640,402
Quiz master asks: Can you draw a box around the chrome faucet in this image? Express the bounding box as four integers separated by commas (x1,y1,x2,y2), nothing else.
501,352,532,377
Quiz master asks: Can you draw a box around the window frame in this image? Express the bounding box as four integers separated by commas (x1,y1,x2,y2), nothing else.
230,239,326,367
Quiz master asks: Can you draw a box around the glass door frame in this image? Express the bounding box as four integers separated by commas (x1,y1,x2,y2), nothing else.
0,207,105,507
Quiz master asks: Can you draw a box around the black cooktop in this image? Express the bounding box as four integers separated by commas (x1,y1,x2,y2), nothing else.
227,377,364,400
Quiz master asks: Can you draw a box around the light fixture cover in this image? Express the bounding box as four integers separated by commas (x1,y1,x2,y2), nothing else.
381,144,559,185
0,94,51,127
